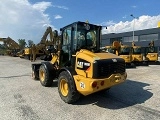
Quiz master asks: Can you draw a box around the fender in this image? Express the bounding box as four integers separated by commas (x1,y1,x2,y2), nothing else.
58,67,77,92
58,67,77,79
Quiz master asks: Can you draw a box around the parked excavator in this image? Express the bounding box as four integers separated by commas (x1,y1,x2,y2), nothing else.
0,37,20,57
31,21,127,104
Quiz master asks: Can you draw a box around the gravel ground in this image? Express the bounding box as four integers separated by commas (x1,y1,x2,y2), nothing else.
0,56,160,120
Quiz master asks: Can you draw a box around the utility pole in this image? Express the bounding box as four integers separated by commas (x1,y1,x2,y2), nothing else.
130,14,138,42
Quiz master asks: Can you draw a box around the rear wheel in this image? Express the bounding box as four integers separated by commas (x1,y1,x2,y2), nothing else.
58,71,80,103
31,69,39,80
39,64,53,87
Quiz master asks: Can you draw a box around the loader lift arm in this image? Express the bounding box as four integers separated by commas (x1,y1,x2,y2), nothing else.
28,26,60,61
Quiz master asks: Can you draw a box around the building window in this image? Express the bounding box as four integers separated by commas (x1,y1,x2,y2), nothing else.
140,34,158,41
123,36,138,42
101,39,110,47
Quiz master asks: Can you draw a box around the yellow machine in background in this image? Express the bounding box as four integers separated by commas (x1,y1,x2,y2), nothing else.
19,46,45,60
119,45,133,66
144,40,160,65
105,41,135,68
145,47,158,61
131,44,148,66
132,46,143,62
19,26,59,61
105,45,116,54
0,37,20,56
19,47,32,59
31,21,127,104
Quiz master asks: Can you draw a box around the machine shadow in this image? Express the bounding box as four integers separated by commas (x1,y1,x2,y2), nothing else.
73,79,153,109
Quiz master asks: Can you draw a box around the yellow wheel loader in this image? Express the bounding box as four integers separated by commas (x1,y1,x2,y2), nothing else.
31,21,127,104
104,45,116,54
131,46,148,66
105,41,135,68
118,45,134,68
145,46,160,65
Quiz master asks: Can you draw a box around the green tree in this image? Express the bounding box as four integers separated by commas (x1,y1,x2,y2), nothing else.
28,40,34,47
18,39,27,49
0,44,4,49
0,44,6,55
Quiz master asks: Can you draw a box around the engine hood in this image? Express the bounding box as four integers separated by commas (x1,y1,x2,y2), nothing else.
77,49,121,62
94,52,121,59
75,49,125,79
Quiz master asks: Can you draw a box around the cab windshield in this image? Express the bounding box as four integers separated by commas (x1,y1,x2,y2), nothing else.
106,47,115,53
148,47,156,53
61,22,101,55
133,47,141,54
120,47,131,55
74,22,100,51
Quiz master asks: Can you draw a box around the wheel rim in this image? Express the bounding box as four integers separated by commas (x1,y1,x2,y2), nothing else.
39,69,45,81
60,79,69,96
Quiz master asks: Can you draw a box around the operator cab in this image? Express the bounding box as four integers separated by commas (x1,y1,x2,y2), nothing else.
59,21,102,66
105,46,115,54
60,21,101,53
147,46,157,53
119,46,131,55
132,47,141,54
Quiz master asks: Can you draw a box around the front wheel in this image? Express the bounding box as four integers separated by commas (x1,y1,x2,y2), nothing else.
58,71,80,104
39,64,53,87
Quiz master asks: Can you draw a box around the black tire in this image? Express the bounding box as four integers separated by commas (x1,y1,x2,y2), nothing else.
131,63,136,67
143,61,149,66
39,64,53,87
58,71,80,104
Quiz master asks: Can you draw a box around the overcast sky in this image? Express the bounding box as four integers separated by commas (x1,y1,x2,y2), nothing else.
0,0,160,44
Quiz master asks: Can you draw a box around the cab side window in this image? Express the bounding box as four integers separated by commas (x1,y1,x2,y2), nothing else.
61,27,71,64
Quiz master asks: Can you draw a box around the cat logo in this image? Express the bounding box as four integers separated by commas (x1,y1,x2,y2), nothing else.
77,61,90,68
77,61,83,68
112,59,117,62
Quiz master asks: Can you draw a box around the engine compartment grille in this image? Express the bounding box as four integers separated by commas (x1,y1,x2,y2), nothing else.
93,58,125,78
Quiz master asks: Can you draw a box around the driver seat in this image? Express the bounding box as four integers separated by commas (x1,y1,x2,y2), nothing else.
79,39,93,48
